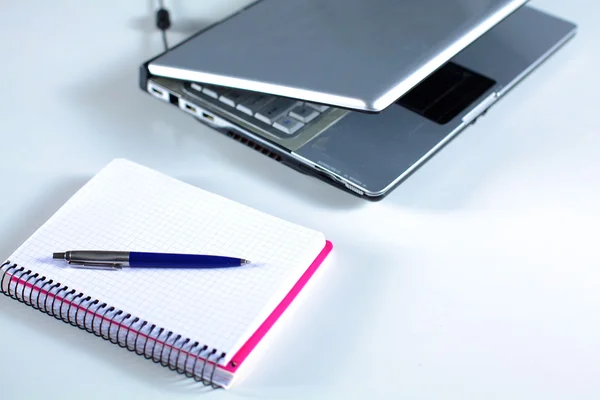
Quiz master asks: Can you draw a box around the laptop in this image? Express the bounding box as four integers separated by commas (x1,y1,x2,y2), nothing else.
139,0,576,201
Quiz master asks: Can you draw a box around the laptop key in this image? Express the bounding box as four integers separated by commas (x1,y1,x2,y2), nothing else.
255,98,299,125
219,90,249,107
236,94,274,116
289,104,320,123
202,84,224,99
189,82,203,93
274,115,305,134
306,102,329,112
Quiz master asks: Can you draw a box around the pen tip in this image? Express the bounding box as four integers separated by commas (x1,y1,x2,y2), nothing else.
241,259,251,265
53,252,65,259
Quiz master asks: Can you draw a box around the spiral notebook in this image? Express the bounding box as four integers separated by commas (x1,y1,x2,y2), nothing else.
0,159,332,388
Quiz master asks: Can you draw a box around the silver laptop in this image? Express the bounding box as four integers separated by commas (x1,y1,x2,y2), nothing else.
140,0,576,200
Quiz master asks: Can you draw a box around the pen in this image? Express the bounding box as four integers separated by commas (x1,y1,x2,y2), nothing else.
52,250,251,270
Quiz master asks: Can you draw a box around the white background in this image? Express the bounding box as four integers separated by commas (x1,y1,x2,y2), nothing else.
1,1,599,399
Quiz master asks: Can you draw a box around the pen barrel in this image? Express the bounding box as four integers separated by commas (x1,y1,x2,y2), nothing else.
129,252,243,268
66,251,130,266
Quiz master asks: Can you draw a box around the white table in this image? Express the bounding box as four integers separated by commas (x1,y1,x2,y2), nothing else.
2,1,599,398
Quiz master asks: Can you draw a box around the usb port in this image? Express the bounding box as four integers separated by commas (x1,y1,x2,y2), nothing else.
147,82,170,101
185,103,197,113
202,112,214,122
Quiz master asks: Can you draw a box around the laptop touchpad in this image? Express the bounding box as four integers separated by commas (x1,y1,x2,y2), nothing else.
396,62,495,125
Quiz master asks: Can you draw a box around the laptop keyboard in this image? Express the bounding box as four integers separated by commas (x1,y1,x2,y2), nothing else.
183,82,330,137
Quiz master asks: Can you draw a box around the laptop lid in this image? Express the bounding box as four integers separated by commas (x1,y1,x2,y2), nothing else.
148,0,528,112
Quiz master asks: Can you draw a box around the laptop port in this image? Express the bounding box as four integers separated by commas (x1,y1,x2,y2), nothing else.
147,82,170,102
179,99,200,115
202,112,214,122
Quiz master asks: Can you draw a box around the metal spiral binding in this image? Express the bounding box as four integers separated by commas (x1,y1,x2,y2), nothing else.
1,261,227,388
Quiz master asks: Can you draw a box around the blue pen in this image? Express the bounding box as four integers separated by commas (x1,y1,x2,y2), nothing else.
52,250,250,270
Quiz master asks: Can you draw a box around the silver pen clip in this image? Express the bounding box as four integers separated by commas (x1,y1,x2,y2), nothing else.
70,262,124,271
53,251,130,270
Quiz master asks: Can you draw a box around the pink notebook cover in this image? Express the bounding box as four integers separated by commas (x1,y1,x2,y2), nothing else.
225,239,333,372
4,239,333,375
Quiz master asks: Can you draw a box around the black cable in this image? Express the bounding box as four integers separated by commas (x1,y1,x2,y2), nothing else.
161,29,169,51
156,0,171,52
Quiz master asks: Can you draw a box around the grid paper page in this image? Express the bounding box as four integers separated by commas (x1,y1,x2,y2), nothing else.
6,159,325,363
